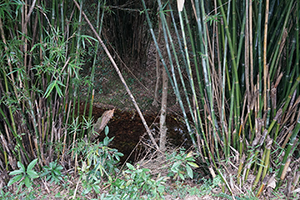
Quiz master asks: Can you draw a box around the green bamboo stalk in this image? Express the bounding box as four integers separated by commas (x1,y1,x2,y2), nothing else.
237,154,245,185
162,2,201,150
256,176,268,197
256,0,263,120
221,29,229,157
252,149,266,190
183,9,205,125
267,3,287,54
51,0,55,27
281,75,300,117
169,5,188,68
196,0,221,162
178,3,202,150
219,0,242,152
281,38,295,100
268,0,294,79
88,0,106,121
296,1,300,82
277,158,292,189
261,137,272,181
169,7,205,147
232,0,237,53
164,6,196,134
217,0,241,105
76,0,83,124
277,107,300,186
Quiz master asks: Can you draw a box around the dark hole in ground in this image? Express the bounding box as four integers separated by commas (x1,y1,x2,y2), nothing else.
80,103,192,164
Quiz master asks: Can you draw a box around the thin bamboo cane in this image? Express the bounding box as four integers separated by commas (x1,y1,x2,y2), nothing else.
296,1,299,81
277,106,300,187
269,0,294,79
252,149,266,190
179,2,203,150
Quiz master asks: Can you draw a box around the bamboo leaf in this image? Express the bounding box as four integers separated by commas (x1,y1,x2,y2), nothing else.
43,80,57,98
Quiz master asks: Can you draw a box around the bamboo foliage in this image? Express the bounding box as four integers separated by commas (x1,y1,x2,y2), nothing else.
0,0,98,170
143,0,300,193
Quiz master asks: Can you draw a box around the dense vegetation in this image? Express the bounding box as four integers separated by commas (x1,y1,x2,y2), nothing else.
0,0,299,199
148,0,300,197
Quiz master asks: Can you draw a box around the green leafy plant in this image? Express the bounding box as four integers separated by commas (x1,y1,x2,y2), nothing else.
78,161,101,195
167,149,199,180
103,163,166,200
40,161,64,184
0,187,11,199
73,126,123,197
75,126,123,181
7,159,39,192
165,177,217,199
0,186,40,200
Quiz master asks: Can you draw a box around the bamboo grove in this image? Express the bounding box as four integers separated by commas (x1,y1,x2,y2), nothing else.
142,0,300,195
0,0,300,197
0,0,101,171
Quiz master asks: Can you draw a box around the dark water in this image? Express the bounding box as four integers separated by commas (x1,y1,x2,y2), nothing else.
82,104,191,163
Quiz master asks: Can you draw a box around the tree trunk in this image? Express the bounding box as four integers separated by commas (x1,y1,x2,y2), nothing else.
152,15,162,107
159,5,171,152
159,63,168,152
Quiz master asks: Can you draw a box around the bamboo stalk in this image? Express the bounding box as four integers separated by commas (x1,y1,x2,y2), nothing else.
252,149,266,190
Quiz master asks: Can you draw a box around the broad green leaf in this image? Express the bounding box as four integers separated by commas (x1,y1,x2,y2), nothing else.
17,161,25,172
179,173,185,180
108,175,113,183
187,162,199,168
105,126,109,135
171,161,181,172
40,171,50,177
24,176,31,188
57,165,63,171
186,165,193,179
93,185,100,194
126,163,136,171
7,174,23,186
27,169,39,179
186,151,193,158
103,136,109,146
27,158,38,171
126,179,133,186
157,185,165,193
142,168,150,172
9,169,24,176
